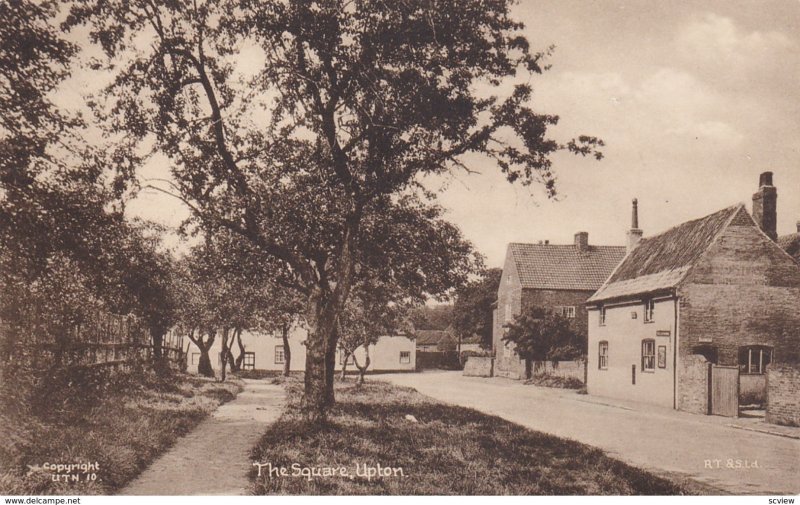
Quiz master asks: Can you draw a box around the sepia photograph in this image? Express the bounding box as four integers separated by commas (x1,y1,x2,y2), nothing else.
1,0,798,502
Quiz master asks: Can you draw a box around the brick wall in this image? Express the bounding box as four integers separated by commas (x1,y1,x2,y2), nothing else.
766,363,800,427
679,223,800,367
463,356,494,377
677,354,710,414
532,360,586,384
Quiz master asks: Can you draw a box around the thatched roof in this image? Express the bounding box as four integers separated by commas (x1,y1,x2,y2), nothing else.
588,205,748,303
778,232,800,264
509,242,625,291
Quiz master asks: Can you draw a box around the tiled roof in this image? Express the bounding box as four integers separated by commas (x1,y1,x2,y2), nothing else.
778,232,800,263
509,243,626,291
414,330,453,346
589,205,745,303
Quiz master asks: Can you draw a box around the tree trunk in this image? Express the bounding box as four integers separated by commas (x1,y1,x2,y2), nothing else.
198,349,214,377
282,322,291,377
353,344,370,386
151,331,168,375
220,327,230,382
303,290,340,421
302,211,360,419
524,358,532,380
340,350,350,380
190,329,216,378
233,328,245,371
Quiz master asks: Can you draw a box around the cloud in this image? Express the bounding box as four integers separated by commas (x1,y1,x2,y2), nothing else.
675,13,797,89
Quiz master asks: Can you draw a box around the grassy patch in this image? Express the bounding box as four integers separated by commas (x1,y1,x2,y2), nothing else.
0,370,242,495
250,379,686,495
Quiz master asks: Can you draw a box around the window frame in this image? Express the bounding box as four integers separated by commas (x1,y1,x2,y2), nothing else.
243,352,255,370
643,299,655,323
556,305,576,319
641,339,656,372
399,351,411,364
599,306,606,326
598,341,609,370
738,345,773,375
274,345,285,365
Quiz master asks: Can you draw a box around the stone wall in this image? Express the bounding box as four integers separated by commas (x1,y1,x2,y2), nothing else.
532,360,586,384
677,354,710,415
463,356,494,377
766,363,800,427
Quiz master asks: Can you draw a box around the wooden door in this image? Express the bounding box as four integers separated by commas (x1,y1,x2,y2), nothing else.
710,365,739,417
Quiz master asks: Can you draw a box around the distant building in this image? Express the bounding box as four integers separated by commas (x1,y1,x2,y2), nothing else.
492,233,626,379
186,327,416,374
587,173,800,414
415,329,455,352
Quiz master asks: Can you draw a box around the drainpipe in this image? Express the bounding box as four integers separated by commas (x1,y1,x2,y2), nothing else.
673,295,679,411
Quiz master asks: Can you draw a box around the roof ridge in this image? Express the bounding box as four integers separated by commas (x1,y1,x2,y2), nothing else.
639,203,742,242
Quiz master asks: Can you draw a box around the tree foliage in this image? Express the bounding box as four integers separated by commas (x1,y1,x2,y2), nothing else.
501,306,584,367
65,0,602,417
451,267,502,348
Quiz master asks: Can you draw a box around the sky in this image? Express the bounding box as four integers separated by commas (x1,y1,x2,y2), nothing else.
106,1,800,268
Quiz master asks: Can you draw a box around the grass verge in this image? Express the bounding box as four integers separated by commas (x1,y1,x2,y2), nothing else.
250,378,687,495
0,370,242,495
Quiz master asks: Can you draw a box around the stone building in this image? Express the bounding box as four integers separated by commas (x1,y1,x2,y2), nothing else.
492,233,625,379
586,172,800,414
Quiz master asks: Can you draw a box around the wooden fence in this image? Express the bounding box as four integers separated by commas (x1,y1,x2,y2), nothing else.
4,314,186,373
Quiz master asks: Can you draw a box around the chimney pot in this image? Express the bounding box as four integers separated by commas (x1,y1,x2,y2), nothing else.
759,171,774,187
796,220,800,233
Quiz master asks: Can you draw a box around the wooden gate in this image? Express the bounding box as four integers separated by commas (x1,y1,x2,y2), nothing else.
710,365,739,417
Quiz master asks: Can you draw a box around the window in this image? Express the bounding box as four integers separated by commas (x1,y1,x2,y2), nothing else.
191,352,200,365
738,346,772,374
243,352,255,370
599,306,606,326
598,341,608,370
643,299,655,323
556,306,576,319
274,345,285,364
504,302,512,322
641,339,655,371
400,351,411,364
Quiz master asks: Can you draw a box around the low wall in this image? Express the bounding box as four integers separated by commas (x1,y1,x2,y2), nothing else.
463,356,493,377
678,354,710,415
532,360,586,384
766,363,800,427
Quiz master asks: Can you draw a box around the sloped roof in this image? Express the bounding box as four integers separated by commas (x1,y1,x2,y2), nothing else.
778,232,800,263
589,205,745,303
509,242,626,291
415,329,453,346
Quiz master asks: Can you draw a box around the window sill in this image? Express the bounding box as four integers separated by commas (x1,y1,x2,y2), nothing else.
641,369,655,373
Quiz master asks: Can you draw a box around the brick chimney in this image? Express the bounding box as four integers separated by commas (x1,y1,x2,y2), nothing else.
574,231,589,252
626,198,643,253
752,171,777,241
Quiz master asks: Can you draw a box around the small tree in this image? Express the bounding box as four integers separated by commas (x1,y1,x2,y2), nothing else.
502,306,582,379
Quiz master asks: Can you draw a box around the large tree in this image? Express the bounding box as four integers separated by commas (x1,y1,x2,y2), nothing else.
66,0,602,418
451,268,502,349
